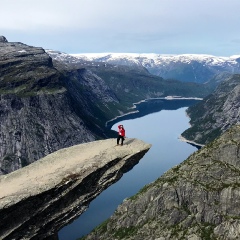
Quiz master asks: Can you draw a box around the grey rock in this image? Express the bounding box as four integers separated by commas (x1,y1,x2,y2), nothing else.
0,41,119,174
0,93,95,174
182,75,240,145
0,138,151,239
84,125,240,240
0,36,7,42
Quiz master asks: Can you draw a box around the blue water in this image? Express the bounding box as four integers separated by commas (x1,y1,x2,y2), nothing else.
59,104,199,240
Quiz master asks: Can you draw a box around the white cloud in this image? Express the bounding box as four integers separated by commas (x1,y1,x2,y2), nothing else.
1,0,240,55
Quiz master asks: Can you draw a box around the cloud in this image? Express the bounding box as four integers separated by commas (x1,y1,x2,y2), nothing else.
1,0,240,55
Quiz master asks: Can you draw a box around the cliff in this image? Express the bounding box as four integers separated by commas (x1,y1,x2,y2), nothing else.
0,138,151,240
84,125,240,240
0,37,118,174
181,75,240,145
0,36,213,175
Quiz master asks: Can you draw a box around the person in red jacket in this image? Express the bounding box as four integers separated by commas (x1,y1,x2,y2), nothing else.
117,124,125,146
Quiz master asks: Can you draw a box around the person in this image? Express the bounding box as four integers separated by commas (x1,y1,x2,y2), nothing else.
117,124,125,146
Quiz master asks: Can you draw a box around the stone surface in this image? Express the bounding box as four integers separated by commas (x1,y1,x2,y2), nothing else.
84,125,240,240
0,40,118,175
182,75,240,145
0,36,8,42
0,138,151,239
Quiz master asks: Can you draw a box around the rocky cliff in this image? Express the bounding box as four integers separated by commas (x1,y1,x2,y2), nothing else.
0,37,118,174
83,125,240,240
181,74,240,145
0,138,151,240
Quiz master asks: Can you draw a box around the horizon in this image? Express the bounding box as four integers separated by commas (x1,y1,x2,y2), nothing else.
70,52,240,58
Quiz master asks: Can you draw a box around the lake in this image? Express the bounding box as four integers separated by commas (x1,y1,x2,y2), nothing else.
58,99,200,240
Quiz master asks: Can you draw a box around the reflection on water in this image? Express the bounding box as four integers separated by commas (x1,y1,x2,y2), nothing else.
58,100,200,240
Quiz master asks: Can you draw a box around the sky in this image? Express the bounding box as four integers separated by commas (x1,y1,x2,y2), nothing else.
1,0,240,56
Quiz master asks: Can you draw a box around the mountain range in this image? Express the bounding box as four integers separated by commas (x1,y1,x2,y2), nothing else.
69,52,240,83
1,36,240,240
0,37,211,175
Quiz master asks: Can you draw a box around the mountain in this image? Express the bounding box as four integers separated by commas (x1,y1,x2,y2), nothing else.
47,50,212,104
83,124,240,240
0,38,118,174
71,53,240,84
181,74,240,145
0,38,212,175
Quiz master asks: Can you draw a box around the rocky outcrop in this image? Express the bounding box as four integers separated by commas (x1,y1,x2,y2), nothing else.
182,74,240,145
0,36,8,43
0,138,151,240
84,125,240,240
0,40,63,94
0,93,95,174
0,40,100,174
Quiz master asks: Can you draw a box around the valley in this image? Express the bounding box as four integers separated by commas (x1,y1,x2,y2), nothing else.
0,36,239,240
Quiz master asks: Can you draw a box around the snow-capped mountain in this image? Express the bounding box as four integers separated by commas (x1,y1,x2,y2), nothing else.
69,53,240,83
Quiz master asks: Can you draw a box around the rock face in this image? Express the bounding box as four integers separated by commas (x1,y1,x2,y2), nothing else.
0,36,8,43
0,138,151,240
0,93,95,174
0,40,99,174
84,125,240,240
182,74,240,145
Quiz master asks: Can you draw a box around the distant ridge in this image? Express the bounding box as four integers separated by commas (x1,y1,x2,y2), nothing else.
70,53,240,83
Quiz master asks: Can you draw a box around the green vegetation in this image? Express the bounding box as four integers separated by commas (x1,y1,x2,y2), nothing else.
200,223,216,240
113,226,139,239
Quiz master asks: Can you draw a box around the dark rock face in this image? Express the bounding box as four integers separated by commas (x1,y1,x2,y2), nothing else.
0,41,103,174
0,138,151,240
0,41,63,94
182,75,240,145
0,36,8,43
0,93,95,174
84,125,240,240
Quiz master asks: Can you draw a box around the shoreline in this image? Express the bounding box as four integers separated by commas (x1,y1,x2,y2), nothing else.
105,96,203,127
178,135,205,148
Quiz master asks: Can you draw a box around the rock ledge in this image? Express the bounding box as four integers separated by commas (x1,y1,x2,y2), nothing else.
0,138,151,239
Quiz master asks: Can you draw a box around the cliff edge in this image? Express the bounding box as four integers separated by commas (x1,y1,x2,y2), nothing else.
0,138,151,240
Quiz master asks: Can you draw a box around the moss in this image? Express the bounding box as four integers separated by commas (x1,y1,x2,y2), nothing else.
113,226,139,239
200,223,216,240
21,157,29,167
3,154,15,161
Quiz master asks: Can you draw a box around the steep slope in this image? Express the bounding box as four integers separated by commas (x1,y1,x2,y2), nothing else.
83,124,240,240
181,74,240,145
0,38,117,174
71,53,240,83
0,138,151,240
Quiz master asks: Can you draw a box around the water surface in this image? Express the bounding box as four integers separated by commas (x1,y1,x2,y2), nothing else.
59,100,199,240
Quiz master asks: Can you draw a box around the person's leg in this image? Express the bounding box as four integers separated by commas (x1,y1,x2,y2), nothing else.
117,135,120,145
121,136,124,145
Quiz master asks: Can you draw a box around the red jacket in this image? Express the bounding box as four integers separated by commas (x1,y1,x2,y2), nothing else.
118,125,125,137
